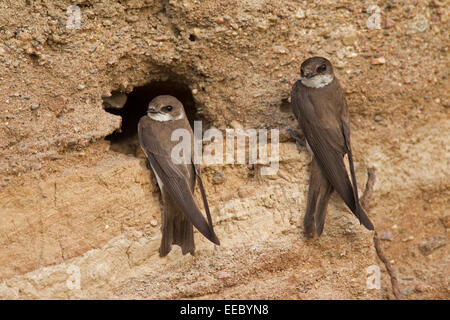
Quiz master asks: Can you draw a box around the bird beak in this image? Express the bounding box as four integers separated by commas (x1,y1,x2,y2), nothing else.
305,73,314,79
147,108,158,114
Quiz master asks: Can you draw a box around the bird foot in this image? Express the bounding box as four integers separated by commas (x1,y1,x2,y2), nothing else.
287,127,306,152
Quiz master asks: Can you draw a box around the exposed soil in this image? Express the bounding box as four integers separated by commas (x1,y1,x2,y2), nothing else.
0,0,448,299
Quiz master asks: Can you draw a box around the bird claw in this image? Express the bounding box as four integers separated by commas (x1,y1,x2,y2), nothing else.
145,158,152,170
287,128,306,152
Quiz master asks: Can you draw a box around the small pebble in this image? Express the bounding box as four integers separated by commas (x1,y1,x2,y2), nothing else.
371,57,386,65
25,47,34,55
192,88,198,95
77,84,85,90
150,219,158,227
295,8,306,19
273,45,287,54
382,18,395,29
415,284,425,293
380,231,394,241
30,104,39,110
374,115,383,122
212,171,226,185
126,15,139,23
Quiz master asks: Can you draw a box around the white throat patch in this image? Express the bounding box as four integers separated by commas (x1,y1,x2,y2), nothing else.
301,74,334,88
147,112,184,122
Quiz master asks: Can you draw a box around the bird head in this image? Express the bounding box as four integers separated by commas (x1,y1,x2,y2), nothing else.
146,95,185,122
300,56,335,88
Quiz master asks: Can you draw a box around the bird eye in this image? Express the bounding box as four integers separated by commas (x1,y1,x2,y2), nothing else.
162,106,173,112
317,64,326,73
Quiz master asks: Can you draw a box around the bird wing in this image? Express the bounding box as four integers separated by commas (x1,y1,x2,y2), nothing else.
341,112,375,230
192,162,218,241
138,117,220,245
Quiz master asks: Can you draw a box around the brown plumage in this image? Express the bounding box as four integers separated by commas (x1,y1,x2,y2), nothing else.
138,95,220,256
291,57,374,237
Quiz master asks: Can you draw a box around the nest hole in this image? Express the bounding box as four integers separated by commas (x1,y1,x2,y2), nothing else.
104,80,198,156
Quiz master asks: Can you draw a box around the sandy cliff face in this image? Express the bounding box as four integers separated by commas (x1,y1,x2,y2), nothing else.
0,0,448,299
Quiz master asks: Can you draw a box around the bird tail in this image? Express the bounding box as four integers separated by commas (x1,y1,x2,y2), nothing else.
304,158,334,237
159,204,195,257
354,204,375,231
343,147,375,231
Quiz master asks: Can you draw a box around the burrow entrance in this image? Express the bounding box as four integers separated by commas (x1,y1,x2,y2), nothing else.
104,80,200,156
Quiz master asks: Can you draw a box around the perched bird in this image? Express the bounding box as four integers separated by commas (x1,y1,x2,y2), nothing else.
138,95,220,256
290,57,374,237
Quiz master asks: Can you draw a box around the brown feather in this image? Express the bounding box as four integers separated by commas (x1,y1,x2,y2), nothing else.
138,111,220,256
291,76,374,232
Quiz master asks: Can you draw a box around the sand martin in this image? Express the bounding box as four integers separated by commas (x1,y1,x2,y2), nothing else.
138,95,220,256
291,57,374,237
